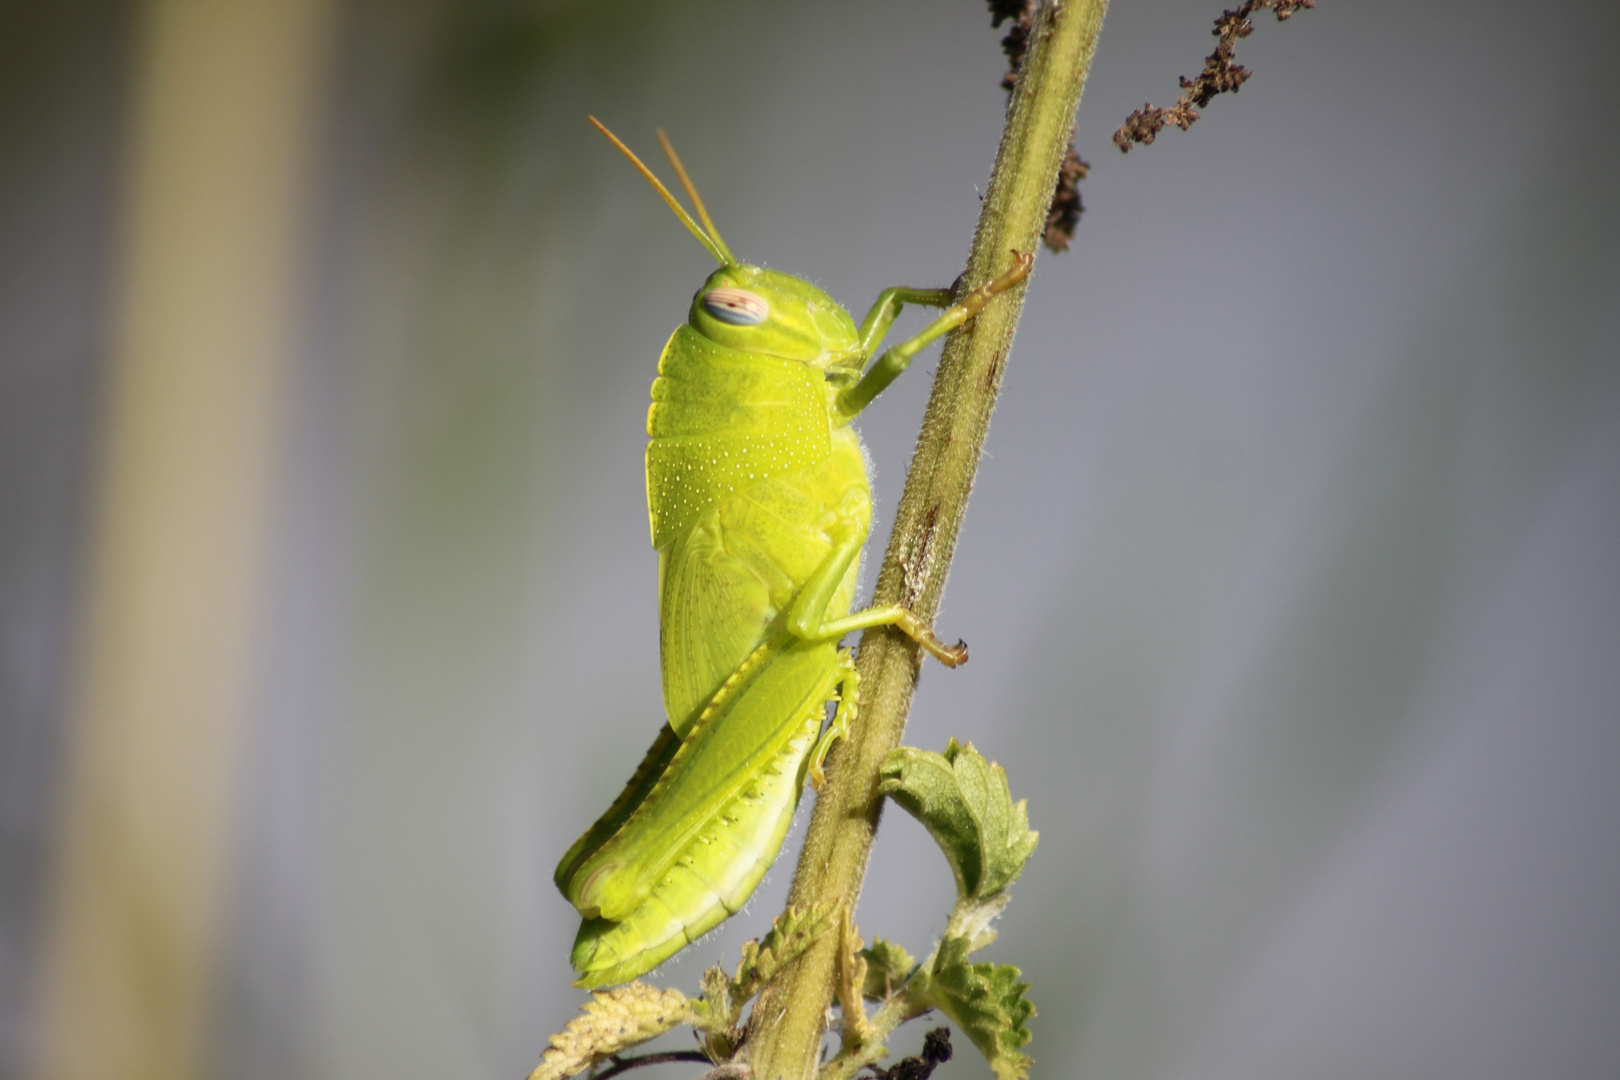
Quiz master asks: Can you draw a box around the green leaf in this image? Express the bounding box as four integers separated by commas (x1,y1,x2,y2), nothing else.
879,740,1037,901
924,938,1034,1080
731,902,835,1002
859,937,916,1002
689,964,735,1035
877,741,1040,1074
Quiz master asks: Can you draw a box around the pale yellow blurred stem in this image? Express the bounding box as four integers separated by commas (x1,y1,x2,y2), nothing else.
31,3,333,1080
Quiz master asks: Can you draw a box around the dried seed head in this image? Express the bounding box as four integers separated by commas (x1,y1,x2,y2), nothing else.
1113,0,1317,153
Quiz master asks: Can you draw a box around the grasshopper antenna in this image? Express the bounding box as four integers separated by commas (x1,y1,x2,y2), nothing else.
588,116,733,268
656,129,735,268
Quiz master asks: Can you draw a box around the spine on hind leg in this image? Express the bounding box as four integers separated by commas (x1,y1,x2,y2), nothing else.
569,657,833,987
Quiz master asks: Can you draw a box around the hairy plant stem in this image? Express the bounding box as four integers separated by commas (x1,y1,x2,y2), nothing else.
741,3,1109,1078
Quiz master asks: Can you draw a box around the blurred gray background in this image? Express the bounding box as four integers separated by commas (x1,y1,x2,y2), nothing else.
3,1,1618,1079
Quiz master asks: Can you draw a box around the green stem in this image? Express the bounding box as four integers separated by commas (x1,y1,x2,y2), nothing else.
741,3,1109,1078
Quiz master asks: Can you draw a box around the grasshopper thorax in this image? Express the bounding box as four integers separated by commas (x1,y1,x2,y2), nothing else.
689,263,861,374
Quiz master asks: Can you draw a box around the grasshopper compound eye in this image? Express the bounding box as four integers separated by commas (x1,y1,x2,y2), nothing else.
703,287,769,325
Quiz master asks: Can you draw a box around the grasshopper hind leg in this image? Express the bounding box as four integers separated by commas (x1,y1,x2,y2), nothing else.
554,723,682,898
568,675,830,988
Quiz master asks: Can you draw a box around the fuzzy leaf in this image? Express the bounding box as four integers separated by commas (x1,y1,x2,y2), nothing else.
880,740,1037,901
859,937,917,1002
528,982,692,1080
836,914,878,1052
923,938,1034,1080
689,964,735,1036
732,902,835,1001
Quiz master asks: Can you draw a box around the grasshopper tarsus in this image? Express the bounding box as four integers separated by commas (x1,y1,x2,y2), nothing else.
920,636,969,668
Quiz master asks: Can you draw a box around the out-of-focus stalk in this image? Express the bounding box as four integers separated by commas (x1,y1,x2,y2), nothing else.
32,3,333,1079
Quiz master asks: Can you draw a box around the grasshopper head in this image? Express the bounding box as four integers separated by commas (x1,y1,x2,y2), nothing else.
588,118,862,374
690,264,860,370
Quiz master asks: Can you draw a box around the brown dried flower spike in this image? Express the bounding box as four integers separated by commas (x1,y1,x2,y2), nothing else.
1113,0,1317,153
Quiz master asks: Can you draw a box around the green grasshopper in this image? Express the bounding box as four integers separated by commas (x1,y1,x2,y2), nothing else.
555,118,1031,988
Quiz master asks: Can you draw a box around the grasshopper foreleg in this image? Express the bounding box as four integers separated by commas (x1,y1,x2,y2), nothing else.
834,250,1034,422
